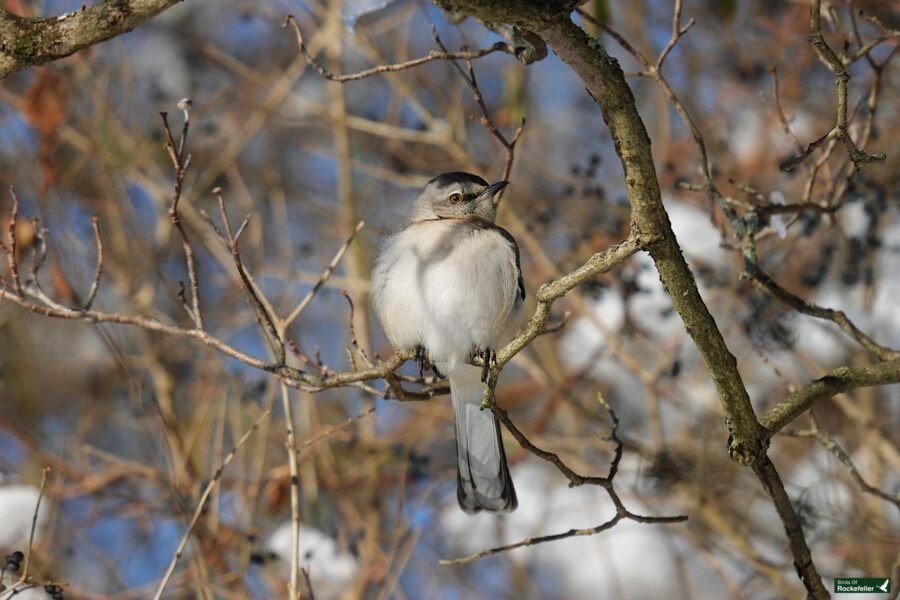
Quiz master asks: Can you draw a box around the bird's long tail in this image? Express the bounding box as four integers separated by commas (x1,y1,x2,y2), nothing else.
443,363,517,513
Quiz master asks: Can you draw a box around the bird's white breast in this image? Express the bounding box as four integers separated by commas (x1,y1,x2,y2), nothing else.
372,219,521,365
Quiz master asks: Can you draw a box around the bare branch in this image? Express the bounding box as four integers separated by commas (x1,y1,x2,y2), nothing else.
785,425,900,510
282,15,512,83
431,27,526,206
0,1,183,78
341,291,373,370
784,0,888,171
279,383,301,600
19,466,48,586
82,217,103,311
769,67,805,155
445,395,685,565
161,109,203,329
762,359,900,437
441,513,623,565
282,220,364,332
743,262,900,362
153,410,271,600
752,457,825,597
441,510,687,565
214,187,285,365
3,187,23,297
656,0,695,71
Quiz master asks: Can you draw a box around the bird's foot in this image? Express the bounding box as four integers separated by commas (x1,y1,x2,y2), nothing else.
477,347,497,383
414,345,428,379
414,345,445,380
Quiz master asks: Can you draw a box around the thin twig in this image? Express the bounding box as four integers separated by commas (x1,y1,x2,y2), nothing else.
779,130,835,172
82,217,103,310
769,67,805,155
785,426,900,510
862,12,900,38
4,187,24,298
214,187,285,365
790,0,887,171
161,109,203,329
153,410,271,600
282,220,364,332
440,510,687,565
656,0,695,71
431,28,526,206
279,383,301,600
283,15,511,83
340,291,373,369
16,467,49,587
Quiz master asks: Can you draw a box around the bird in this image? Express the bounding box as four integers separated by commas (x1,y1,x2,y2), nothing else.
371,172,523,513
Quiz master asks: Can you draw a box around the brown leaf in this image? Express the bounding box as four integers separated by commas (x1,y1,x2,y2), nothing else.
22,68,68,137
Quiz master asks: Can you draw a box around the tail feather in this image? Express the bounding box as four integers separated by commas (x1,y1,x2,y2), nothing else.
445,363,517,513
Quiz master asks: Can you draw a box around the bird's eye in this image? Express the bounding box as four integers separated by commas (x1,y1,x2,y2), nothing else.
448,192,462,204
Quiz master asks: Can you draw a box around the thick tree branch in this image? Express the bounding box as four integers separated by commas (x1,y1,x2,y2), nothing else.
752,457,829,598
0,0,184,79
529,12,767,466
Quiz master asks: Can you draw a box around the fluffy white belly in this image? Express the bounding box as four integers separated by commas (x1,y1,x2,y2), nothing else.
372,219,521,364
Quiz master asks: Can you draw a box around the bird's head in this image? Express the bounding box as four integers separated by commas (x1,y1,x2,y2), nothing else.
410,172,508,223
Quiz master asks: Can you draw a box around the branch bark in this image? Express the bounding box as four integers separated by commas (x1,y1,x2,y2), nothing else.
0,0,184,79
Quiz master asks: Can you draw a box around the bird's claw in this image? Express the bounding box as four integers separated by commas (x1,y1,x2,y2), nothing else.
414,345,427,379
414,345,445,380
478,347,497,383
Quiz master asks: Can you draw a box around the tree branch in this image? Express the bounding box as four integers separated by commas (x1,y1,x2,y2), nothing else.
282,14,512,83
0,0,184,79
780,0,888,171
762,360,900,437
531,13,768,465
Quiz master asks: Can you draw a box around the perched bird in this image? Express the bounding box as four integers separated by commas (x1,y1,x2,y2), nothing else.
372,172,523,513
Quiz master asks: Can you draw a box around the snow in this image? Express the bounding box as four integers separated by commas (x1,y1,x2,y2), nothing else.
341,0,399,29
627,253,685,340
665,199,731,270
0,485,48,551
872,217,900,347
268,523,358,600
558,286,625,370
0,586,45,600
840,201,870,239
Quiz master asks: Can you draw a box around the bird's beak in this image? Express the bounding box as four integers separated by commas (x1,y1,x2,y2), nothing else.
478,180,509,200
